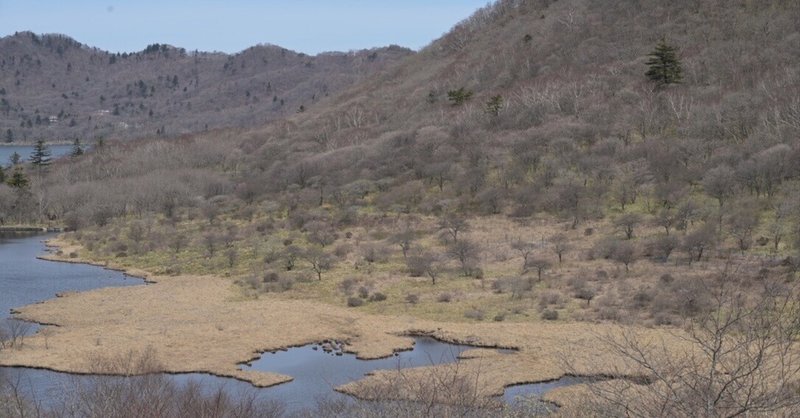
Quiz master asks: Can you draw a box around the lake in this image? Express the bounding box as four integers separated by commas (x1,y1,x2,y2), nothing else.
0,144,73,167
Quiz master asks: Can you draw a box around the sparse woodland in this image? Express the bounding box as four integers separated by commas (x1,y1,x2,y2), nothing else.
3,0,800,415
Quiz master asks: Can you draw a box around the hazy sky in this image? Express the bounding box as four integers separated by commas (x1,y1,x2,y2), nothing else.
0,1,489,54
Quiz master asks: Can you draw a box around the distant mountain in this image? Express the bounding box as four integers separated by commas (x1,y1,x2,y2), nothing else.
0,32,412,144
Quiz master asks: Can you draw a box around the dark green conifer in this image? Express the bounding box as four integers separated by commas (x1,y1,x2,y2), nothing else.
447,88,473,106
71,138,84,157
7,167,28,189
645,38,683,87
485,95,504,116
9,151,20,166
29,139,52,168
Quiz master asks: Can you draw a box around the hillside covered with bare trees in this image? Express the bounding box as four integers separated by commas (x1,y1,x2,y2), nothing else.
0,32,411,143
3,0,800,415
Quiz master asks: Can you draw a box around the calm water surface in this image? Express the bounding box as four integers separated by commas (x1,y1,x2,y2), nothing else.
241,336,472,410
0,233,140,330
0,145,72,167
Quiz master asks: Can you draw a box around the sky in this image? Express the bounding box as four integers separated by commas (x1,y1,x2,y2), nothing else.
0,1,489,55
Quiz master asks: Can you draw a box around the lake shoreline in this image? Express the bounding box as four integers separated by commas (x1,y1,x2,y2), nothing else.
1,235,678,411
0,226,65,233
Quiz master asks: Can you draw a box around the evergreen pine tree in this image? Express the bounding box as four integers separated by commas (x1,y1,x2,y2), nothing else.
71,138,84,157
485,95,504,116
9,151,20,166
645,38,683,87
29,139,52,167
447,88,473,106
7,167,28,189
0,165,5,184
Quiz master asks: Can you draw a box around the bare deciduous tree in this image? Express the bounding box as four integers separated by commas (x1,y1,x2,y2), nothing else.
303,247,334,281
438,213,469,244
575,271,800,417
551,233,570,265
448,239,481,276
615,213,643,240
511,239,535,274
524,258,551,284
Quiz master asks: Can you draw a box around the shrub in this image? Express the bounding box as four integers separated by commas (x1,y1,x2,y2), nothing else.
263,275,294,293
406,251,433,277
632,289,654,309
334,243,353,258
347,297,364,307
405,293,419,304
244,275,261,290
492,277,531,298
358,286,370,299
464,309,485,321
362,244,389,264
369,292,387,302
263,249,282,264
109,241,128,253
538,290,563,308
437,293,453,303
339,278,359,296
593,238,618,259
278,276,294,291
255,221,273,235
165,265,181,276
294,272,315,283
541,309,559,320
649,235,679,262
654,312,678,325
598,307,620,321
568,275,588,289
493,313,506,322
263,270,280,283
575,286,597,306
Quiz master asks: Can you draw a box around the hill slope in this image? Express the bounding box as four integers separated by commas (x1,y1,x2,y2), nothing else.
10,0,795,306
0,32,412,143
4,0,800,415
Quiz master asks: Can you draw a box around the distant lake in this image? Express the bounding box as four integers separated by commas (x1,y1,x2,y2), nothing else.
0,144,73,167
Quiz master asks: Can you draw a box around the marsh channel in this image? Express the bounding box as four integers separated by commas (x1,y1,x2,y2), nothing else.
0,233,587,413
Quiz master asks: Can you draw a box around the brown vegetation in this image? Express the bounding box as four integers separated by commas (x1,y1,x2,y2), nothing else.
2,0,800,414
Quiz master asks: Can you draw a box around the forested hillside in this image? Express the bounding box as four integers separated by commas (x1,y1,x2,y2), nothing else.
0,32,411,143
12,0,797,239
3,0,800,413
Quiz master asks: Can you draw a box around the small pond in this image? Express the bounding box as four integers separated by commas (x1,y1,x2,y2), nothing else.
504,375,599,404
240,336,475,410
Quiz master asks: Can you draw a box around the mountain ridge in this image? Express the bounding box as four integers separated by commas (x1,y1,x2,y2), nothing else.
0,31,413,144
